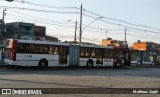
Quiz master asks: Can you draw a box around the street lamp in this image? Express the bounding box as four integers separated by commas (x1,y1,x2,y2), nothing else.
79,16,103,44
68,20,78,42
82,16,103,31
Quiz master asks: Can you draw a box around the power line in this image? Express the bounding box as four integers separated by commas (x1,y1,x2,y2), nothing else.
7,8,159,36
4,7,160,40
7,11,129,35
6,13,80,38
2,6,160,34
20,0,79,9
6,13,75,28
2,0,80,9
83,13,160,33
8,9,75,25
127,33,160,39
47,34,74,38
7,12,160,39
127,29,160,37
83,8,160,31
82,37,101,43
0,6,78,14
5,11,106,34
2,2,158,32
47,27,75,32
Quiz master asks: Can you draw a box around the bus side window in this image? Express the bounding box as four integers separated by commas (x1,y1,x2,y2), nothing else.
28,44,37,54
17,43,24,53
17,43,29,53
80,48,87,58
104,49,114,59
46,46,50,54
49,46,53,54
49,46,58,55
53,46,58,54
86,50,89,57
80,49,84,57
25,44,29,53
87,49,91,57
80,48,94,58
92,49,96,57
39,45,48,54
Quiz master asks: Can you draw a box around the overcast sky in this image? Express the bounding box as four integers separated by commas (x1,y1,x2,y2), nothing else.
0,0,160,46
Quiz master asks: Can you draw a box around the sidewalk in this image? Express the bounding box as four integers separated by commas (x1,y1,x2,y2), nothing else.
0,61,10,68
131,64,160,68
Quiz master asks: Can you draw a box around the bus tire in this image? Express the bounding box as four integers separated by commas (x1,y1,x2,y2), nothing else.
87,60,94,68
137,61,140,66
116,62,121,67
39,59,48,68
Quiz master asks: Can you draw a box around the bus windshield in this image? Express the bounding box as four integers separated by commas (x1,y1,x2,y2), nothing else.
114,50,123,60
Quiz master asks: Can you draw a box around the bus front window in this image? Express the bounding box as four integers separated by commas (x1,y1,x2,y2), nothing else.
114,50,123,60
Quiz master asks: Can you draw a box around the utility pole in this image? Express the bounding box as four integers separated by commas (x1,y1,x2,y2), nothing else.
2,8,6,34
74,20,77,42
0,8,6,45
124,28,127,47
79,4,82,44
106,30,108,39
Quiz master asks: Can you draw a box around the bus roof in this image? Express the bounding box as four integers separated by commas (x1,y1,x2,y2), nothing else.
13,39,113,49
16,39,70,46
114,47,130,50
7,39,128,50
80,44,113,49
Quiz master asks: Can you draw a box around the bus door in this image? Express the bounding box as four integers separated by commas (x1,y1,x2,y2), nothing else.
96,49,103,65
123,50,131,66
59,46,68,66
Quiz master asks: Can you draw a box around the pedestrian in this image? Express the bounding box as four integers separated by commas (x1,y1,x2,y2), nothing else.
1,52,4,64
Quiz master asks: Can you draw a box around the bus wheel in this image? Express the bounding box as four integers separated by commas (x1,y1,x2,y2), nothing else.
137,61,140,66
87,60,93,68
116,63,121,67
39,59,48,68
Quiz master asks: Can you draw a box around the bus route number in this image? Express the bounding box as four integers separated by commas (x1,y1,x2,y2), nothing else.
25,55,32,58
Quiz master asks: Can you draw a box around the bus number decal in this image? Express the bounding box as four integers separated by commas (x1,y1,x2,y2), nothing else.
25,55,32,58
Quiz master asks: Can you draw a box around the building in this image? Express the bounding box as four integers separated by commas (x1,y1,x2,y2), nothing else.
3,22,58,42
34,25,46,41
45,35,58,42
131,41,159,65
133,41,159,51
5,22,35,40
101,38,127,47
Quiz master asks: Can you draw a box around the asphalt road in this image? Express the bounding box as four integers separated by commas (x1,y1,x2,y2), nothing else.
0,67,160,78
0,67,160,97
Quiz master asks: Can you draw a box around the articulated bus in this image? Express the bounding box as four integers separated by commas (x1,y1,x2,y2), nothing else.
4,39,131,68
